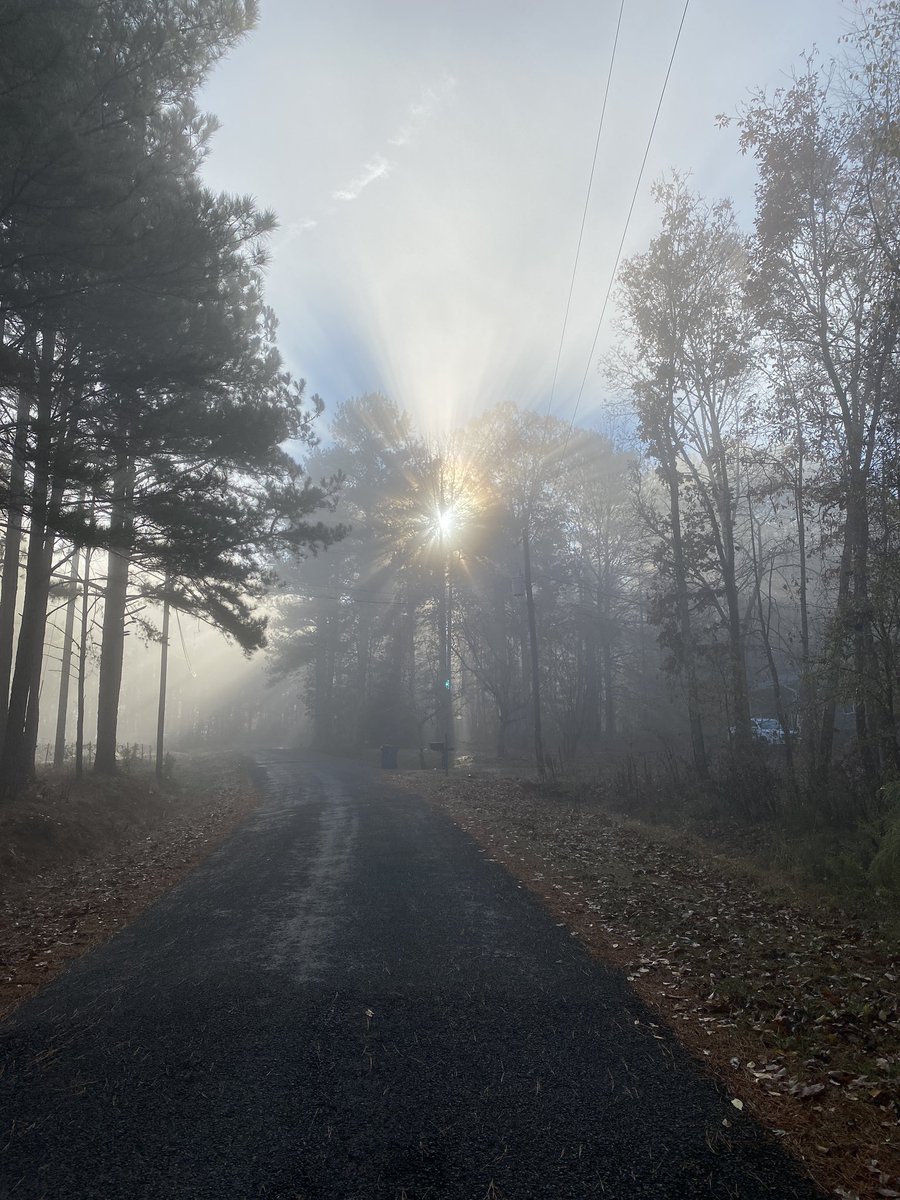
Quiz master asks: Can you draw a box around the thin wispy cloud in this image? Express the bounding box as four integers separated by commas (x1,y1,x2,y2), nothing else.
332,75,456,202
332,153,393,201
389,75,456,147
272,216,319,252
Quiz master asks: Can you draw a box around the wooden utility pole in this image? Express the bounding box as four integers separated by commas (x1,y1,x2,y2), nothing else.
52,552,81,767
155,589,170,781
437,510,451,774
522,523,545,778
75,546,92,780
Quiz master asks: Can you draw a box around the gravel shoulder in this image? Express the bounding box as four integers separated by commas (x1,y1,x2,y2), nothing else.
399,768,900,1200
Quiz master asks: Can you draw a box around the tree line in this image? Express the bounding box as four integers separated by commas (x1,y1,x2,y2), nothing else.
270,5,900,831
0,0,338,801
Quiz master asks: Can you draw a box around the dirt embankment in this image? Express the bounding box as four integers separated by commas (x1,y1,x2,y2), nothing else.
0,753,260,1022
404,769,899,1200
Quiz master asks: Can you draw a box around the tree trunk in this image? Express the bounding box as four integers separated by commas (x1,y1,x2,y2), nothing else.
522,523,545,778
602,638,616,740
496,700,508,759
0,327,55,800
51,562,80,768
749,499,794,776
841,460,883,790
52,549,81,767
818,535,852,772
355,605,372,748
792,428,816,776
0,378,32,749
665,446,708,778
313,608,335,749
94,430,136,775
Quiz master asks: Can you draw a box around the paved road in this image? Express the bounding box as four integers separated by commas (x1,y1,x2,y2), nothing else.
1,752,822,1199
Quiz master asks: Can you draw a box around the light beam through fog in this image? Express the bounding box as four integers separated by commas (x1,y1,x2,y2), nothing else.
197,0,850,435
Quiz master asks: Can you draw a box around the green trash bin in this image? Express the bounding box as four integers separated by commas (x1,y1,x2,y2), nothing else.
380,745,399,769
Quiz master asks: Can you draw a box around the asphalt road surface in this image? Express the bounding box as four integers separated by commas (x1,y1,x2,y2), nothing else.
1,752,823,1199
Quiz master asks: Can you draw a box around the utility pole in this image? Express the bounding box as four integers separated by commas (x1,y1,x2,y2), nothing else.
522,523,545,778
75,545,93,780
437,466,451,774
155,585,171,782
53,552,80,767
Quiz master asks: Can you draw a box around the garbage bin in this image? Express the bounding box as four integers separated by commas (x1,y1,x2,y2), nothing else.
380,744,399,769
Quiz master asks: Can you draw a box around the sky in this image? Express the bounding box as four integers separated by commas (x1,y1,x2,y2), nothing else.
197,0,855,439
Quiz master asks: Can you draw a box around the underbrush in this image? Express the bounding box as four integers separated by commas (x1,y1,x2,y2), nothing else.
547,751,900,916
0,752,251,891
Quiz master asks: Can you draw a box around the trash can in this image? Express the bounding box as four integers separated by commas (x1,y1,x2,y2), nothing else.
380,744,399,769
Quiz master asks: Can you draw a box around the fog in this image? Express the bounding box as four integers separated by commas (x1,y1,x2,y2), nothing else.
6,11,900,1192
6,0,893,805
196,0,849,433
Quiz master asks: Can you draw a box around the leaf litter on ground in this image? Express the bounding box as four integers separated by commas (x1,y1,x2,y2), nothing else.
402,770,899,1200
0,754,259,1022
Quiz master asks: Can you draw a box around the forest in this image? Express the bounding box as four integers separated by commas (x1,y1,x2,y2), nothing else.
260,8,900,891
3,8,899,1196
0,0,339,800
1,0,900,893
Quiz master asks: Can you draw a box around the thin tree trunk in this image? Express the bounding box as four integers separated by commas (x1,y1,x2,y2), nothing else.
53,550,81,767
522,523,545,778
94,428,136,775
793,427,816,776
749,499,794,776
818,535,852,772
313,608,335,749
664,444,708,778
355,605,371,749
845,463,880,789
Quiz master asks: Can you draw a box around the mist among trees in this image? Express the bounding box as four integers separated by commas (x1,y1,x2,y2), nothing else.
0,0,339,801
259,6,900,889
2,0,900,890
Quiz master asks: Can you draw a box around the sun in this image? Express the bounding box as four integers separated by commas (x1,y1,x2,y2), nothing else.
437,507,455,538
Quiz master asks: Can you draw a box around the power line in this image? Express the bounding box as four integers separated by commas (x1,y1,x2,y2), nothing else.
545,0,625,421
175,607,197,678
564,0,691,449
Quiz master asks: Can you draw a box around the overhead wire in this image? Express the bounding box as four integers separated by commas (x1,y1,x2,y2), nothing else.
526,0,627,532
545,0,625,422
562,0,691,453
175,607,197,678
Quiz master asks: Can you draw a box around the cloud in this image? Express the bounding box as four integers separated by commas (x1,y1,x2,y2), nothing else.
332,154,393,201
273,217,319,253
388,74,457,147
331,76,456,202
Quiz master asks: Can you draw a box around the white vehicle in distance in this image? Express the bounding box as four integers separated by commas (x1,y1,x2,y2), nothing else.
730,717,794,745
750,717,785,744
